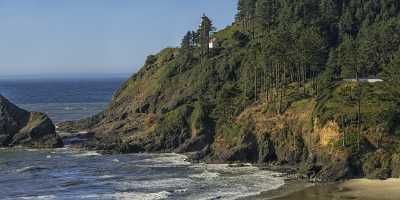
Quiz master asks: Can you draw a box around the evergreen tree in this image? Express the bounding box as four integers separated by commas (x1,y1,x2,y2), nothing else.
198,14,215,56
236,0,247,22
191,31,199,47
181,31,192,52
236,0,257,33
337,35,361,79
255,0,277,32
383,50,400,94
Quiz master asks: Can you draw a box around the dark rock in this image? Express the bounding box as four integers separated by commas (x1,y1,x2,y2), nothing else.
257,135,277,163
186,145,211,162
176,135,209,153
316,160,351,181
221,144,256,163
0,95,63,148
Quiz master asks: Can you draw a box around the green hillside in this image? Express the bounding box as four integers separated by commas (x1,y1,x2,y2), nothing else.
60,0,400,181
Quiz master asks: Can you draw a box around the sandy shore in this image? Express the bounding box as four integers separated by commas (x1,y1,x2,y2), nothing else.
337,178,400,200
244,178,400,200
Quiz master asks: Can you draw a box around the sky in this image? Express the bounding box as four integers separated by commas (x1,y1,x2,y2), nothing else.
0,0,237,77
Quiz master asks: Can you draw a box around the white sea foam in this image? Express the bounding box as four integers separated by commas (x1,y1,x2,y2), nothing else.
174,188,188,193
24,148,39,152
20,195,56,200
78,131,88,134
80,191,170,200
189,170,219,179
122,154,284,199
138,153,191,167
116,178,193,191
98,175,117,180
72,151,101,157
186,163,285,200
111,191,170,200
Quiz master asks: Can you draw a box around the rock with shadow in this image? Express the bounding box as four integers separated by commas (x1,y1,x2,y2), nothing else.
0,95,63,148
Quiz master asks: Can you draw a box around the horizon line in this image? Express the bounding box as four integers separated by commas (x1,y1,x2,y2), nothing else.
0,73,132,80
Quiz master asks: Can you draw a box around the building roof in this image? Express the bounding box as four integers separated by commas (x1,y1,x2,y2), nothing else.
343,78,383,83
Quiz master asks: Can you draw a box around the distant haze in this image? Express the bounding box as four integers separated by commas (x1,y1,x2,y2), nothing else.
0,0,236,77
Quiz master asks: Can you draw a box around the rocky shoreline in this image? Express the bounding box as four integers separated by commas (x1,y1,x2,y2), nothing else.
55,126,334,186
16,120,400,200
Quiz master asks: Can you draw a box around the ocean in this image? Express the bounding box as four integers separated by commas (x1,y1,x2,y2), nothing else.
0,77,285,200
0,77,124,123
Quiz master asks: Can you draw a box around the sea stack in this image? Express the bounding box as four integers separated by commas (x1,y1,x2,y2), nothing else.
0,95,63,148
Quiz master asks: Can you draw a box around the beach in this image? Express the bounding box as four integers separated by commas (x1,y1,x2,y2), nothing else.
255,178,400,200
337,178,400,200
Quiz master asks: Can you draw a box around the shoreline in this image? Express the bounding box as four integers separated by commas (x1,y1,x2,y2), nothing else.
3,145,400,200
241,179,315,200
8,130,399,200
49,135,328,200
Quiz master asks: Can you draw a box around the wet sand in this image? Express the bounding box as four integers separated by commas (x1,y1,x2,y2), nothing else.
251,178,400,200
242,180,318,200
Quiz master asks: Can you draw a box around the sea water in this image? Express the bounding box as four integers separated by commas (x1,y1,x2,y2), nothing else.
0,77,285,200
0,77,123,123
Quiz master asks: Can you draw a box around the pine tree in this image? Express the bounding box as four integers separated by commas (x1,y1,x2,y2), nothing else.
198,14,215,57
255,0,277,32
181,31,192,52
191,31,199,47
383,50,400,97
236,0,247,22
236,0,257,34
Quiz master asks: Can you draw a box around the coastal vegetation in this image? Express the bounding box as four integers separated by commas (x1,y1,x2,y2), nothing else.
59,0,400,181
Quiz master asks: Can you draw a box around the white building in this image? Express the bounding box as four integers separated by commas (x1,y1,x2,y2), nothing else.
344,78,383,83
209,38,216,49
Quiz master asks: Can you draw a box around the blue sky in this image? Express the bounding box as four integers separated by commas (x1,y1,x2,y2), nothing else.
0,0,237,77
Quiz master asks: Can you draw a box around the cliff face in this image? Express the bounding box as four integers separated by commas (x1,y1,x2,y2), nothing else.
0,95,63,148
59,34,400,180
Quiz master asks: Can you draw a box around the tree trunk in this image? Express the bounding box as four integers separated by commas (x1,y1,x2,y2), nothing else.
357,75,361,151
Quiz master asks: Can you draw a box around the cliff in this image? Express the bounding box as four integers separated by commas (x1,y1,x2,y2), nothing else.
58,0,400,181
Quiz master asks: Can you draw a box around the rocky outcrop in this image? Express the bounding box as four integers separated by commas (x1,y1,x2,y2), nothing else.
0,95,63,148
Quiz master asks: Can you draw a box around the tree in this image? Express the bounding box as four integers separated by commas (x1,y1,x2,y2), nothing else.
181,31,192,52
236,0,247,22
337,35,364,150
198,14,215,57
337,35,361,80
191,31,199,47
254,0,276,32
236,0,257,34
382,50,400,97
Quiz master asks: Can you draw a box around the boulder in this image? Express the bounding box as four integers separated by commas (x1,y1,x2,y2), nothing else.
0,95,63,148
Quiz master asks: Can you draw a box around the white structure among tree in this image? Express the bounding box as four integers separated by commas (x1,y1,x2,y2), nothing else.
209,38,216,49
344,78,383,83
